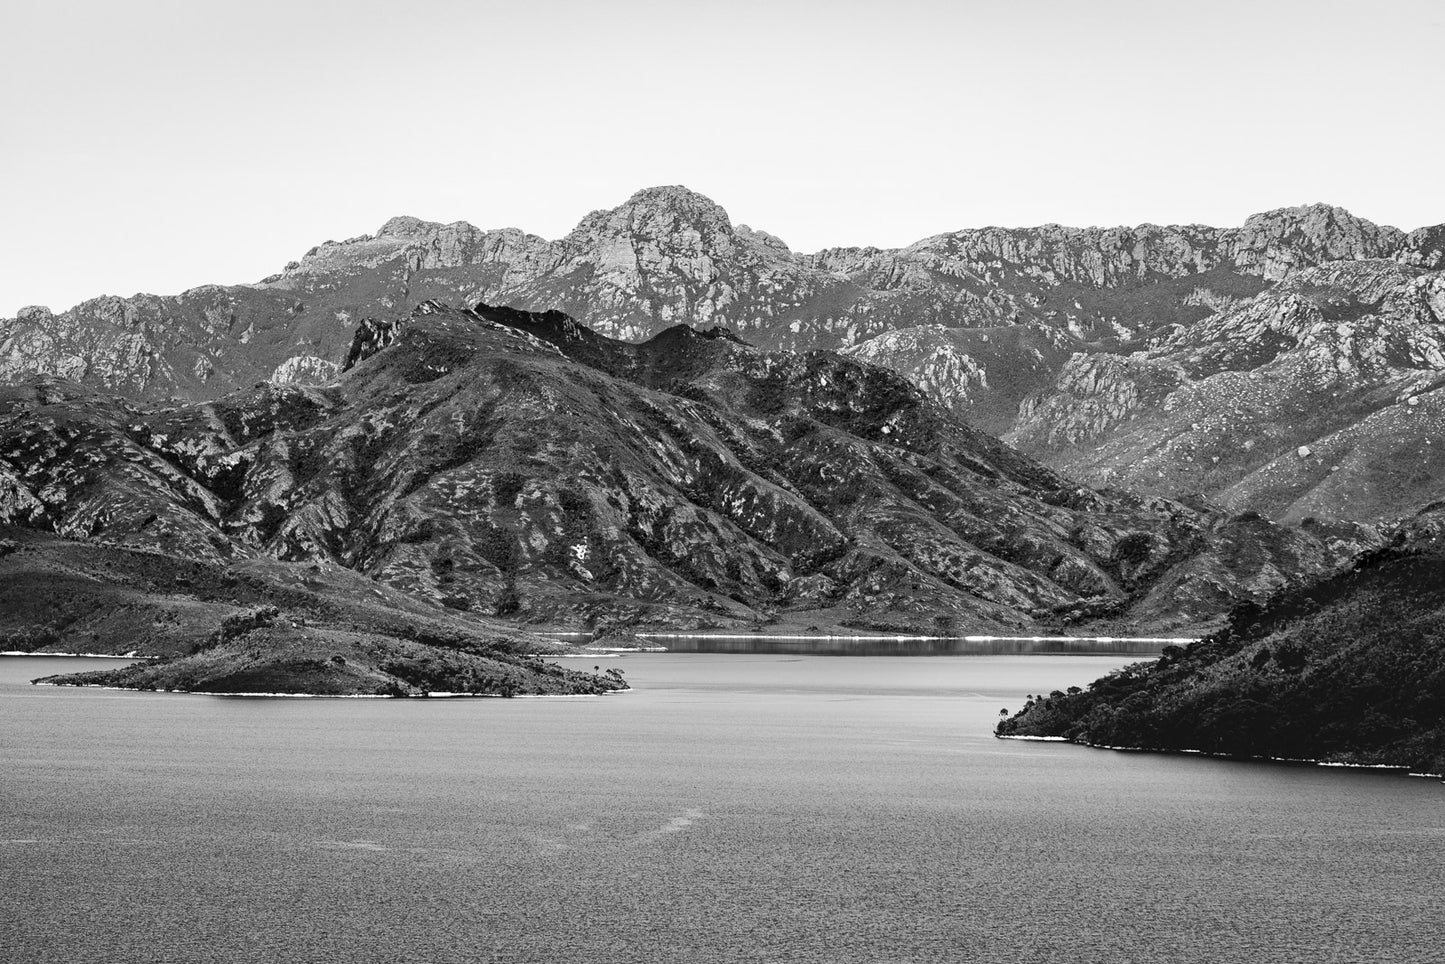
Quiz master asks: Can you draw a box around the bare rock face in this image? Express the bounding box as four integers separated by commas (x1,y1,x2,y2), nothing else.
341,316,407,372
270,355,339,385
0,305,1373,635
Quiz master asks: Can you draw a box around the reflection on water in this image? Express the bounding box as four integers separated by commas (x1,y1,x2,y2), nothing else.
641,635,1178,656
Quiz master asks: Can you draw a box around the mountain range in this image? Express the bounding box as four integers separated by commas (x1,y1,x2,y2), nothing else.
5,187,1442,524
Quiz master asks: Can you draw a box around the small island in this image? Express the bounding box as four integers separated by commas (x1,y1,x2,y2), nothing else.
33,621,627,697
3,527,624,698
997,510,1445,777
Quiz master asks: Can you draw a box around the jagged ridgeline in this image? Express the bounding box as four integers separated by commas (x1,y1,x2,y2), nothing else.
997,508,1445,775
0,302,1370,633
3,187,1442,524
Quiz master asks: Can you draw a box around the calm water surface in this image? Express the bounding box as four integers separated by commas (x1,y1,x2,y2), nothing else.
642,635,1175,656
2,653,1441,963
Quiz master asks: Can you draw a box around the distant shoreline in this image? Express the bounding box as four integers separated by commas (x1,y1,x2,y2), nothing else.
633,633,1198,643
29,680,632,699
1,651,141,659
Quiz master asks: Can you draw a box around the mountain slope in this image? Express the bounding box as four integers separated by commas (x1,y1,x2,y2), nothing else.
1009,261,1445,521
0,303,1375,635
996,508,1445,775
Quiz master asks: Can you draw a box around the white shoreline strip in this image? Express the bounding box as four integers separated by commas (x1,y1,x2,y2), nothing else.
31,682,630,699
2,651,144,659
633,634,1198,643
996,733,1443,779
581,646,667,652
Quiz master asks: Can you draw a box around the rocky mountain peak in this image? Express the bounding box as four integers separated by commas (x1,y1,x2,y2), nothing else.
376,215,452,238
623,184,731,218
14,306,53,322
1240,202,1390,237
1232,203,1404,279
565,184,736,249
522,185,806,338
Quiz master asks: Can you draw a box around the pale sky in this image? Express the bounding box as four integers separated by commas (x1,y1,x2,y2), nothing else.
2,0,1442,315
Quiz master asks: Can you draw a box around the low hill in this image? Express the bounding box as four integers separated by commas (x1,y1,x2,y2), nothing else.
0,526,622,697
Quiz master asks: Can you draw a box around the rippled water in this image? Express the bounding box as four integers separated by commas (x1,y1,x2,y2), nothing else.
2,654,1441,963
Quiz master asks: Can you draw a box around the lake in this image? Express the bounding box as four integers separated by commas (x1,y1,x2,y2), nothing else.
2,652,1440,963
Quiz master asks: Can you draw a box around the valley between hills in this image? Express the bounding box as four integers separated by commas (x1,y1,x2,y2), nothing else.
1,187,1441,771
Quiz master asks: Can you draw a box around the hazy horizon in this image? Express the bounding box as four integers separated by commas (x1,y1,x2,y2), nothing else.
4,0,1442,315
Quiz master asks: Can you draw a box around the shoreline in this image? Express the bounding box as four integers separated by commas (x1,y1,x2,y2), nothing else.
30,681,632,699
2,650,143,659
995,734,1444,781
634,633,1199,643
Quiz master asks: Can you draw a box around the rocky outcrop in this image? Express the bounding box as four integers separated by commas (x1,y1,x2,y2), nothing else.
270,355,339,385
342,316,408,372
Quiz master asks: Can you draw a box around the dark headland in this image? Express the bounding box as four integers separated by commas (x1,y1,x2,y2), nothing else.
998,508,1445,776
